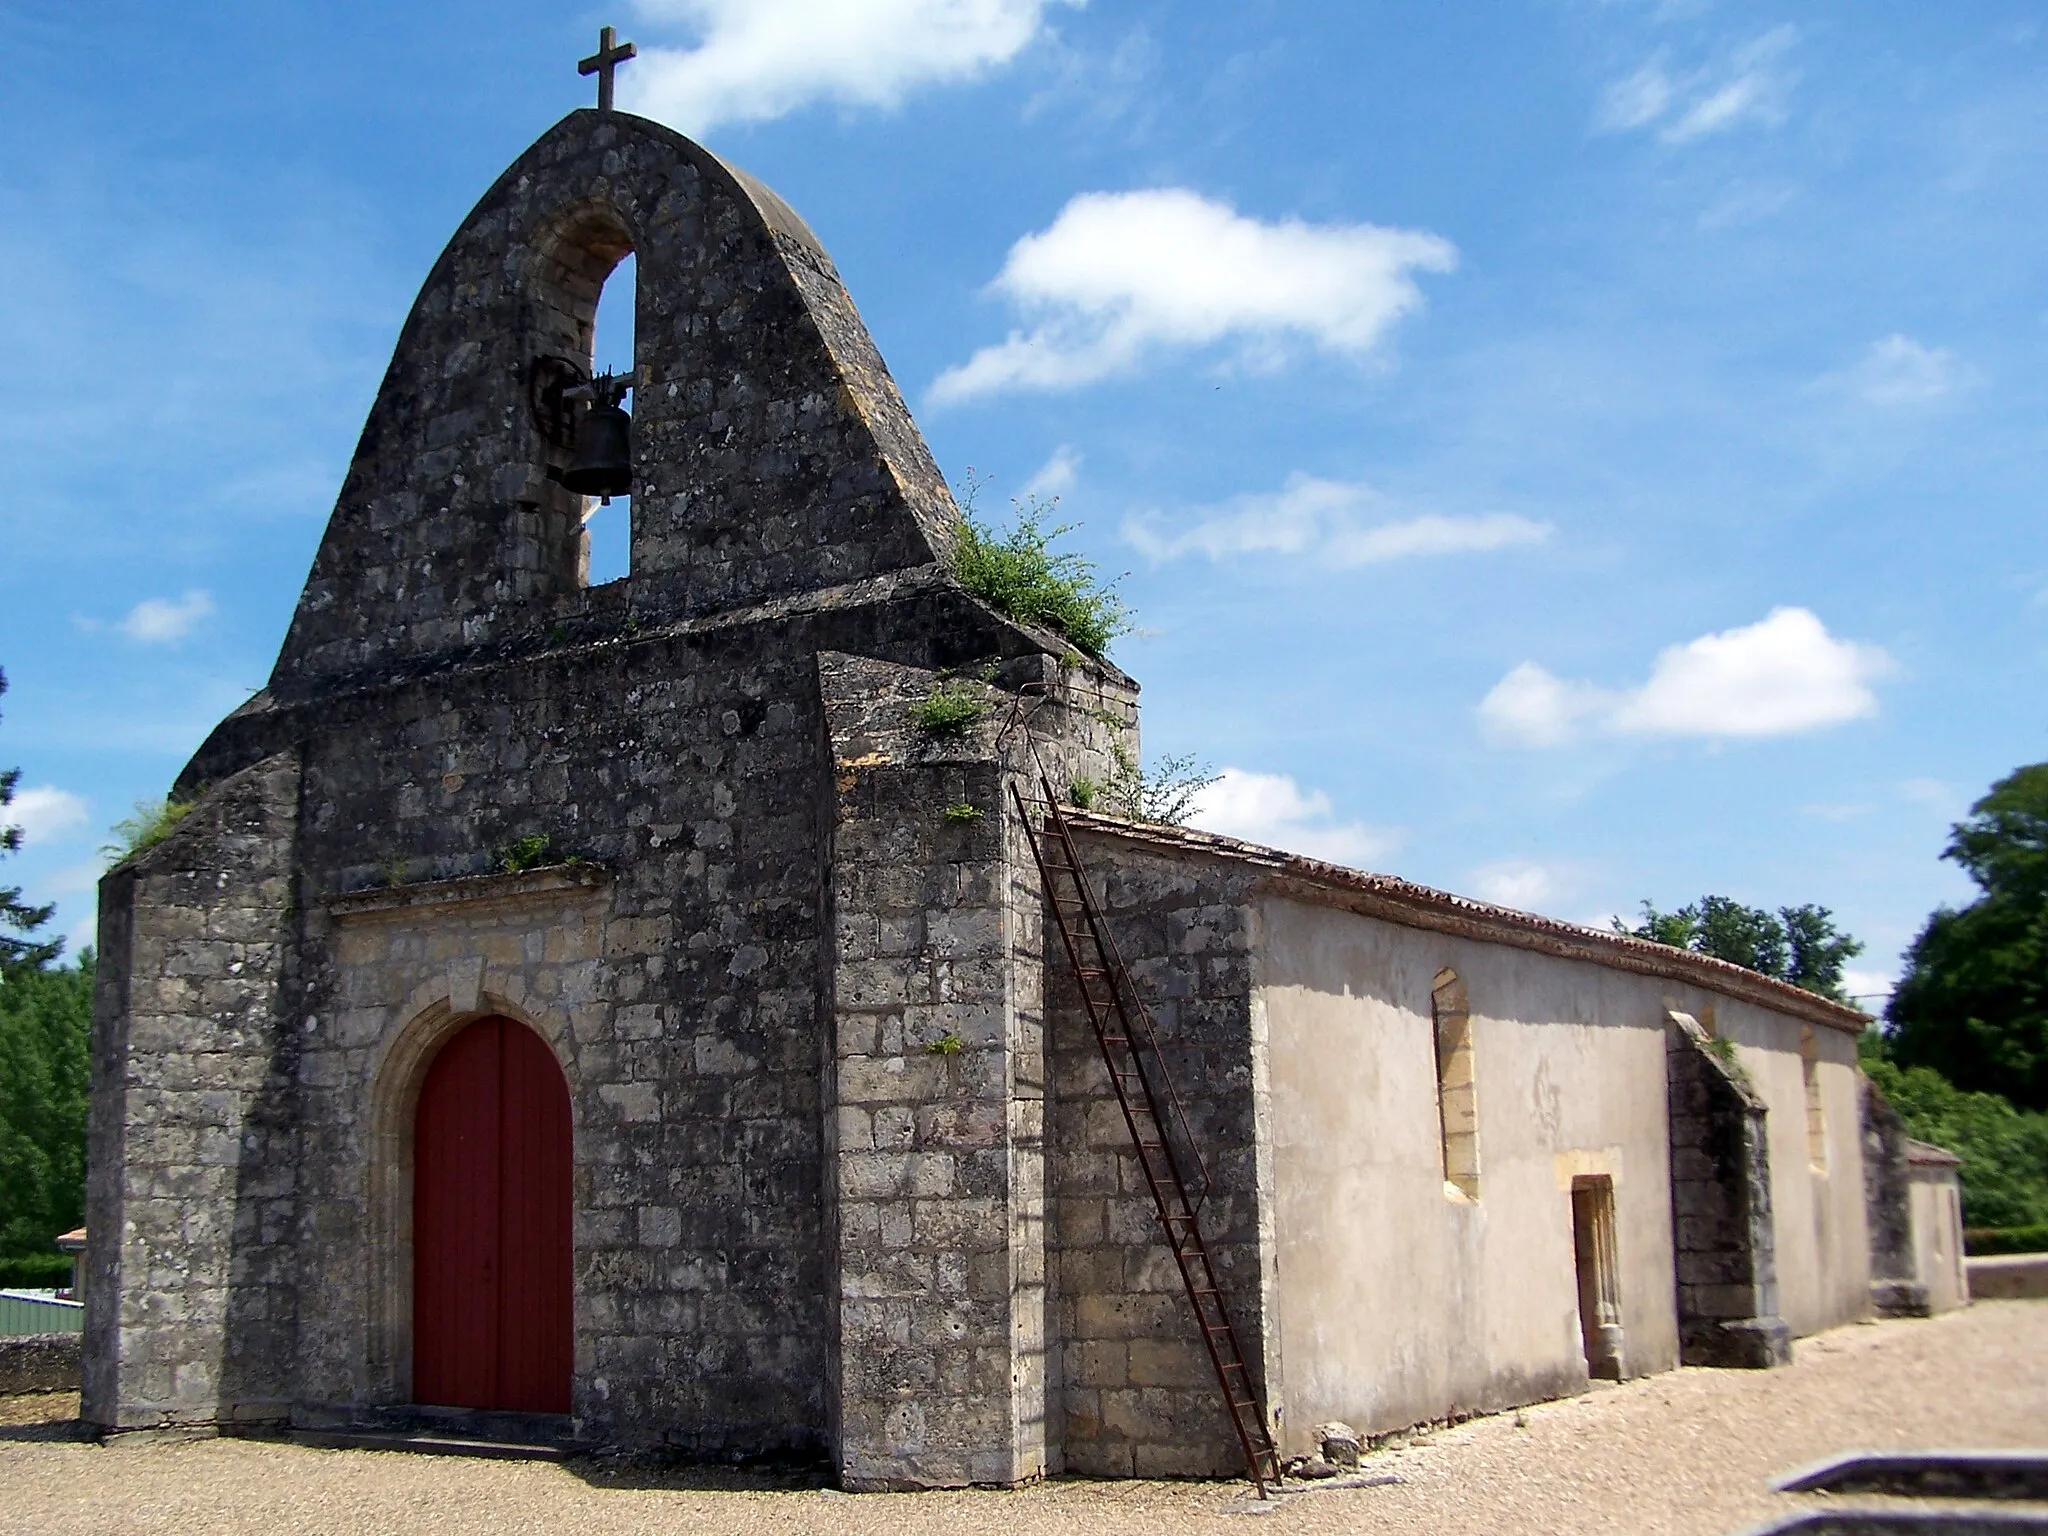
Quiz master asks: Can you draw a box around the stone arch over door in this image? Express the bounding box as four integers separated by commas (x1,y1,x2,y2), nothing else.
364,993,578,1406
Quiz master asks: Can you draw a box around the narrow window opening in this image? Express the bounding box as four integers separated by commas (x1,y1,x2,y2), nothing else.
1432,969,1480,1201
1571,1175,1626,1380
582,251,636,587
1801,1023,1827,1173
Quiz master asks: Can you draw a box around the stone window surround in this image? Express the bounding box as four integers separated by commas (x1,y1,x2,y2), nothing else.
1431,968,1481,1202
330,865,602,1407
1570,1173,1626,1380
1800,1023,1829,1176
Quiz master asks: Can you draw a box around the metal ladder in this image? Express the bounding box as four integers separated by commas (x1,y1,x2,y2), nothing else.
1013,775,1284,1497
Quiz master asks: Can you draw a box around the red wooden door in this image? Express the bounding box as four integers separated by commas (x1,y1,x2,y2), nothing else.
413,1017,573,1413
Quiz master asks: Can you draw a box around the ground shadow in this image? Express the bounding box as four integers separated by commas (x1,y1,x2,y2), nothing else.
0,1392,86,1443
563,1452,831,1493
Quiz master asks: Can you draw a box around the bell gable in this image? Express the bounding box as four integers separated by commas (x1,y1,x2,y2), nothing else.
271,109,961,694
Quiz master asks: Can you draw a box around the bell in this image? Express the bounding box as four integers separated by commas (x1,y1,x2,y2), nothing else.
560,401,633,501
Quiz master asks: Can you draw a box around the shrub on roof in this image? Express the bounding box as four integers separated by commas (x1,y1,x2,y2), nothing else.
949,492,1130,660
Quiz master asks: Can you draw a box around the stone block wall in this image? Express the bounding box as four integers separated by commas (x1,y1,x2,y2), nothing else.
820,651,1133,1488
1049,829,1272,1478
275,627,839,1459
0,1335,82,1396
84,752,303,1432
1664,1011,1791,1368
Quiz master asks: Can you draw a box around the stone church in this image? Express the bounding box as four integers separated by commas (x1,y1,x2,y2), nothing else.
86,94,1906,1489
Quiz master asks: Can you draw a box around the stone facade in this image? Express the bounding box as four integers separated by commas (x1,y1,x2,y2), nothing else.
86,106,1131,1478
820,650,1132,1487
88,101,1899,1489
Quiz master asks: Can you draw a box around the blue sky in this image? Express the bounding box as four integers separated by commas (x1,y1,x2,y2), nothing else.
2,1,2044,1005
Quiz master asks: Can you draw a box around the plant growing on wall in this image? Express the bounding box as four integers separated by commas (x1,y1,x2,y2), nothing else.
496,834,562,873
1070,750,1218,827
911,683,987,738
102,798,195,865
948,478,1130,659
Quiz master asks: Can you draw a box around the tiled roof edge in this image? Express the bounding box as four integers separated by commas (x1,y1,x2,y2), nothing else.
1061,811,1871,1035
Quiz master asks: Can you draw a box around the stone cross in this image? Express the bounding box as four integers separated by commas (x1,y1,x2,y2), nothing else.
579,26,637,113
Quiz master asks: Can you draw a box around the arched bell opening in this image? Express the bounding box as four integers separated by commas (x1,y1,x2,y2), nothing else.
583,252,636,584
525,199,639,593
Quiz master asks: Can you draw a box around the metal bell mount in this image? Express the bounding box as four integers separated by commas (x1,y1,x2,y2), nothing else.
561,369,634,503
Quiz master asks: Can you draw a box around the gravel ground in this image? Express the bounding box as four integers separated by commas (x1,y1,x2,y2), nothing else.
3,1300,2044,1536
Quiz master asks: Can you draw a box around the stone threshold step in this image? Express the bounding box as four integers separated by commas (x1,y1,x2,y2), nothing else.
1776,1451,2048,1502
292,1428,585,1461
1743,1512,2048,1535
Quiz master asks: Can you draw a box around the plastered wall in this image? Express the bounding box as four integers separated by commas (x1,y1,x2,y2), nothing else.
1255,894,1869,1450
1712,1001,1871,1335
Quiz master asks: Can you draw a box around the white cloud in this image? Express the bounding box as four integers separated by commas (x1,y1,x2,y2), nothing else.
1020,444,1081,501
1470,860,1558,912
1123,474,1549,569
64,914,98,957
1598,63,1675,133
119,590,214,644
1799,802,1873,823
1841,969,1895,1006
1598,27,1798,143
3,785,88,846
45,857,109,896
620,0,1078,135
1830,334,1970,407
931,189,1456,402
1481,607,1891,747
1476,663,1612,749
1187,768,1397,869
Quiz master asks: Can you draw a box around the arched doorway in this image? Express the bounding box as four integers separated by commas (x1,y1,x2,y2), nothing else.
413,1016,573,1413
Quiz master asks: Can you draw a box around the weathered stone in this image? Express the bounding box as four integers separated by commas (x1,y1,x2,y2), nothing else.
1663,1014,1791,1370
0,1334,82,1397
1315,1420,1362,1468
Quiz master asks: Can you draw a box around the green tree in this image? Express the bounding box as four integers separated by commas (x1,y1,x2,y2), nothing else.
0,956,93,1257
1616,895,1863,1003
0,663,92,1263
1,669,61,975
1887,762,2048,1110
1863,1055,2048,1230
